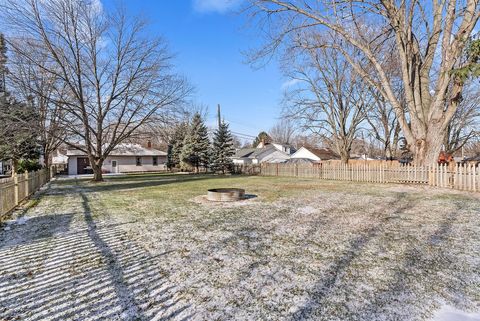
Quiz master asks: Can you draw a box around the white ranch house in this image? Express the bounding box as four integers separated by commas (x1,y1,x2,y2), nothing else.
67,144,167,175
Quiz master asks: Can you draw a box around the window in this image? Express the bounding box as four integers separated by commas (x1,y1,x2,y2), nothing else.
136,157,142,166
153,156,158,166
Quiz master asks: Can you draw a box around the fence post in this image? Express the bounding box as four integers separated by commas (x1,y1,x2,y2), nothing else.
473,164,477,193
13,173,19,206
25,171,30,196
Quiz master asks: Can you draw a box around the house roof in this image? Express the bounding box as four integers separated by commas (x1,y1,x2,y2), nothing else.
293,146,339,160
465,155,480,162
67,144,167,157
234,148,257,158
233,145,290,159
285,158,315,164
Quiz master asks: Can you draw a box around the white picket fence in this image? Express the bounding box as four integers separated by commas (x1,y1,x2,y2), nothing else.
260,163,480,192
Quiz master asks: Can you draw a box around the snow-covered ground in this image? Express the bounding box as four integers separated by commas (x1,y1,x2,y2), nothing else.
0,175,479,320
432,304,480,321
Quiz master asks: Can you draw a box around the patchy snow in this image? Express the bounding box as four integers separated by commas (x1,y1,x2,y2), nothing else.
431,304,480,321
190,194,259,207
3,216,30,230
0,177,479,320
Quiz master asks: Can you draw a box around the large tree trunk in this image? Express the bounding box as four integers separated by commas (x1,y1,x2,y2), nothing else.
412,139,443,166
408,123,445,166
44,158,50,171
43,146,50,171
339,152,349,164
12,158,18,175
91,158,104,182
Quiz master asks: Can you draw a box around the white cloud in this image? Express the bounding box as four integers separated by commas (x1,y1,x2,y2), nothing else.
281,78,301,89
192,0,242,13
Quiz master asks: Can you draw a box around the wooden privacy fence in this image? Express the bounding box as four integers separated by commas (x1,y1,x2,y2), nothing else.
260,163,480,192
233,164,262,175
0,168,55,219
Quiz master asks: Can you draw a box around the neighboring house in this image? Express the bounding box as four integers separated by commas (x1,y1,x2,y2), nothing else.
290,147,339,162
284,158,315,165
463,155,480,165
256,141,295,154
51,149,69,175
67,143,167,175
232,143,293,165
350,154,376,161
0,160,12,176
52,150,69,166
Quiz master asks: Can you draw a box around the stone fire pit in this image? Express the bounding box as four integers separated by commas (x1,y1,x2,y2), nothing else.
207,188,245,202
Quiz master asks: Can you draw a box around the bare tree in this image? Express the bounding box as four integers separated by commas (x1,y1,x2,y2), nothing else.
464,137,480,157
282,43,371,163
444,83,480,154
366,90,401,159
246,0,480,165
269,118,297,144
8,45,67,169
125,102,209,151
1,0,191,181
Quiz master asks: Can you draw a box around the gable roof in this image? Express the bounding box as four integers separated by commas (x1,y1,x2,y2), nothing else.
292,146,339,160
67,144,167,157
233,145,290,159
285,158,314,164
234,148,257,158
465,155,480,162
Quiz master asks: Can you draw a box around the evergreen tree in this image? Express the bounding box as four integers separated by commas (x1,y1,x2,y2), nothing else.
0,34,40,173
166,144,174,170
211,120,235,174
0,93,41,173
180,113,210,172
252,131,271,147
168,122,187,169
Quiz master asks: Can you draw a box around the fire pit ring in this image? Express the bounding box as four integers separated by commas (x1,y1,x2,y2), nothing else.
207,188,245,202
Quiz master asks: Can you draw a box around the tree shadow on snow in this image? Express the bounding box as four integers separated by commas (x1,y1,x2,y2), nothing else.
288,195,479,321
0,192,193,320
56,173,245,195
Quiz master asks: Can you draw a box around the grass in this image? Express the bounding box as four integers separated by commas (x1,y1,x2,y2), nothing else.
1,173,479,320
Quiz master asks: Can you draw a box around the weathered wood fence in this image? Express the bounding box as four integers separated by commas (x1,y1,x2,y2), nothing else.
0,168,55,219
260,163,480,192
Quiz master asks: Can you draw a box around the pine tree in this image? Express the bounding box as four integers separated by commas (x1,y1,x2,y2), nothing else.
211,120,235,174
252,131,271,147
180,113,210,172
0,34,40,173
168,122,187,169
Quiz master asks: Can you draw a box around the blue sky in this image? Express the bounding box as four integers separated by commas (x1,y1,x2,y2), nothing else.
106,0,286,140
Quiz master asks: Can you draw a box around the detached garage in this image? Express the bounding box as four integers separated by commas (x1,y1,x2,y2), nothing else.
67,144,167,175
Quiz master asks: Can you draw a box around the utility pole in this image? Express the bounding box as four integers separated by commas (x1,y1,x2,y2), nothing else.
0,34,7,95
217,104,221,129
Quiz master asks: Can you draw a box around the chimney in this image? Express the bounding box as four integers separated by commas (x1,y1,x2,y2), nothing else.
147,140,152,149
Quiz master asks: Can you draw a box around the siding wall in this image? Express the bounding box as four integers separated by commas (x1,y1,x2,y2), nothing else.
290,148,321,161
104,155,167,173
258,150,290,163
67,155,167,175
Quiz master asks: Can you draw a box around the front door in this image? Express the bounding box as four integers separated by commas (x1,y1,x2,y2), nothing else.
77,157,90,174
111,160,118,173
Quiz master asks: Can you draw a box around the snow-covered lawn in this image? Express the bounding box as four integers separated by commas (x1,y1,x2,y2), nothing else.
1,174,479,321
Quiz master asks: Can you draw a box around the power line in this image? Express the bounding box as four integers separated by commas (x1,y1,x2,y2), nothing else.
231,131,257,139
206,128,255,140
